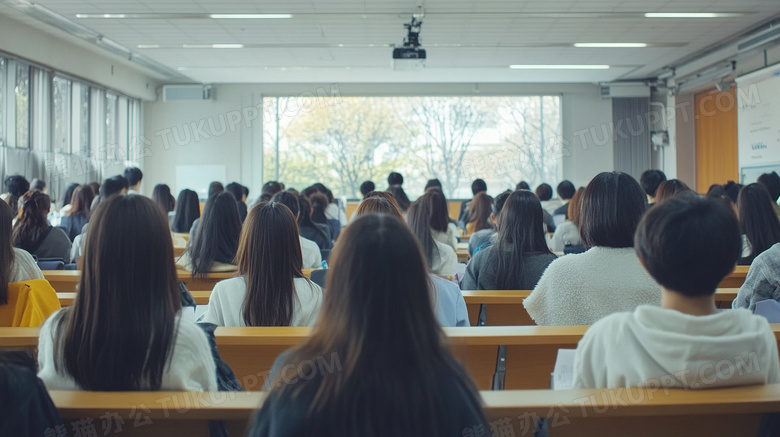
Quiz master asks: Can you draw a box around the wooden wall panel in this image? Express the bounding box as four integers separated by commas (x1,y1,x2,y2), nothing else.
695,88,738,193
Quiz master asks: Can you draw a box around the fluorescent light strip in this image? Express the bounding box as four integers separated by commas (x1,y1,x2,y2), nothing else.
574,43,647,48
644,12,743,18
180,44,244,49
209,14,292,19
509,64,610,70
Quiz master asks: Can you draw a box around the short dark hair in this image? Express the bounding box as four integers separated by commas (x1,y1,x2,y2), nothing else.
471,179,487,195
424,179,442,191
640,169,666,197
580,172,646,248
723,181,742,204
123,167,143,186
100,176,128,199
3,175,30,212
758,172,780,202
636,193,741,297
492,190,512,217
226,182,245,203
271,190,300,217
30,178,46,192
359,181,375,197
387,172,404,186
516,181,530,191
535,183,553,201
556,180,575,200
208,181,224,198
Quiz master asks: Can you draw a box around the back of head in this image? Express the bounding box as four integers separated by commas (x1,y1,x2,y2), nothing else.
100,176,128,199
492,190,512,221
556,180,575,200
0,201,13,304
535,183,553,201
308,193,330,224
758,172,780,202
723,181,742,204
57,194,180,390
261,181,283,201
355,192,403,219
151,184,175,213
4,175,30,198
225,182,244,203
654,179,691,204
568,187,586,226
271,190,300,217
13,190,51,251
424,179,443,192
707,184,726,199
238,202,303,326
640,169,667,198
189,191,241,277
636,193,740,296
123,167,143,187
471,179,487,196
277,214,479,432
422,189,450,233
407,198,439,270
387,172,404,186
516,181,530,191
30,178,45,192
580,172,646,248
172,189,201,233
494,190,550,289
738,183,780,259
386,185,411,212
208,181,224,198
59,182,79,210
68,185,95,217
467,192,493,232
359,180,375,198
87,182,100,196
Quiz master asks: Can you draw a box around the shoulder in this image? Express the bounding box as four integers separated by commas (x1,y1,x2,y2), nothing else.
299,236,318,251
294,278,322,296
213,276,246,293
431,274,460,295
12,247,38,267
174,317,211,349
48,227,70,241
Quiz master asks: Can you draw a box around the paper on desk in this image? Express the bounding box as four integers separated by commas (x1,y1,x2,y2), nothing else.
552,349,576,390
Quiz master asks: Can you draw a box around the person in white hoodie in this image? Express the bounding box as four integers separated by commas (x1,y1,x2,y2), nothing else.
574,194,780,389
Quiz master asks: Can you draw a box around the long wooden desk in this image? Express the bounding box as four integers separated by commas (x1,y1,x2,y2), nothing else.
462,289,741,326
43,270,235,293
57,291,212,307
50,384,780,437
8,325,780,393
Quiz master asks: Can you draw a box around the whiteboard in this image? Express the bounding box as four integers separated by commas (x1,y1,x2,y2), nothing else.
737,66,780,180
175,165,226,200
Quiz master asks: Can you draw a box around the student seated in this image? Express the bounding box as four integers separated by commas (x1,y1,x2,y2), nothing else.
735,242,780,311
2,175,30,214
424,189,460,252
203,201,322,327
524,172,659,326
297,196,332,254
467,191,510,256
465,192,493,235
0,201,43,283
653,179,691,204
246,214,485,436
550,187,585,252
458,178,487,230
553,180,575,218
59,185,94,241
355,194,468,327
177,191,241,277
407,196,458,277
171,189,200,233
462,190,556,290
386,172,411,214
37,195,217,391
758,171,780,220
272,191,326,267
0,359,64,436
640,169,666,205
737,183,780,265
574,194,780,389
13,191,71,262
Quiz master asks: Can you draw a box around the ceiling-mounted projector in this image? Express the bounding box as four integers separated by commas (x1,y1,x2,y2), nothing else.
393,16,425,70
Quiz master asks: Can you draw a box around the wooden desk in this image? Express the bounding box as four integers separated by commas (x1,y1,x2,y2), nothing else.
462,289,742,326
719,265,749,288
57,291,212,307
43,271,234,293
457,250,470,263
50,384,780,437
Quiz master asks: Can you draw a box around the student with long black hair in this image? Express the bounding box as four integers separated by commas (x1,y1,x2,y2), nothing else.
203,202,322,327
0,201,43,292
151,184,176,215
737,183,780,265
462,190,557,290
37,195,216,390
247,214,486,436
177,191,241,277
297,195,332,252
387,172,411,213
59,185,94,241
13,191,71,262
424,189,459,251
271,191,324,268
171,189,200,233
407,194,458,276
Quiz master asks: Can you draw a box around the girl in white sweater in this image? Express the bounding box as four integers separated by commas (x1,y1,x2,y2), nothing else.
203,201,322,327
525,172,660,326
37,195,216,391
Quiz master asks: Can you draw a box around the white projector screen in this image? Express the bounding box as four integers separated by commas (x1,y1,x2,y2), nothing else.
736,66,780,184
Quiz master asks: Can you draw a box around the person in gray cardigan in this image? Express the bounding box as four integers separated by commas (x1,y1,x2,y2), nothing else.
461,190,557,290
734,242,780,311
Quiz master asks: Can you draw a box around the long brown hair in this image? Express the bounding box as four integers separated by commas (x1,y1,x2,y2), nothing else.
354,192,403,218
568,187,585,227
0,201,14,304
12,190,51,252
467,192,493,232
66,185,95,217
238,202,305,326
53,195,181,390
268,214,485,435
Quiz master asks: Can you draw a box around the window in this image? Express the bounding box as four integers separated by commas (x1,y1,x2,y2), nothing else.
105,92,118,160
71,82,90,156
262,95,563,199
14,62,30,148
127,99,141,162
90,88,105,160
52,76,71,154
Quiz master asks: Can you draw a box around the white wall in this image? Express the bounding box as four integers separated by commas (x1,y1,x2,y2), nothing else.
142,83,614,197
0,13,158,100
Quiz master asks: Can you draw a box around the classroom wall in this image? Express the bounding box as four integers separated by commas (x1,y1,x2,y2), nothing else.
0,14,158,100
142,83,614,197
